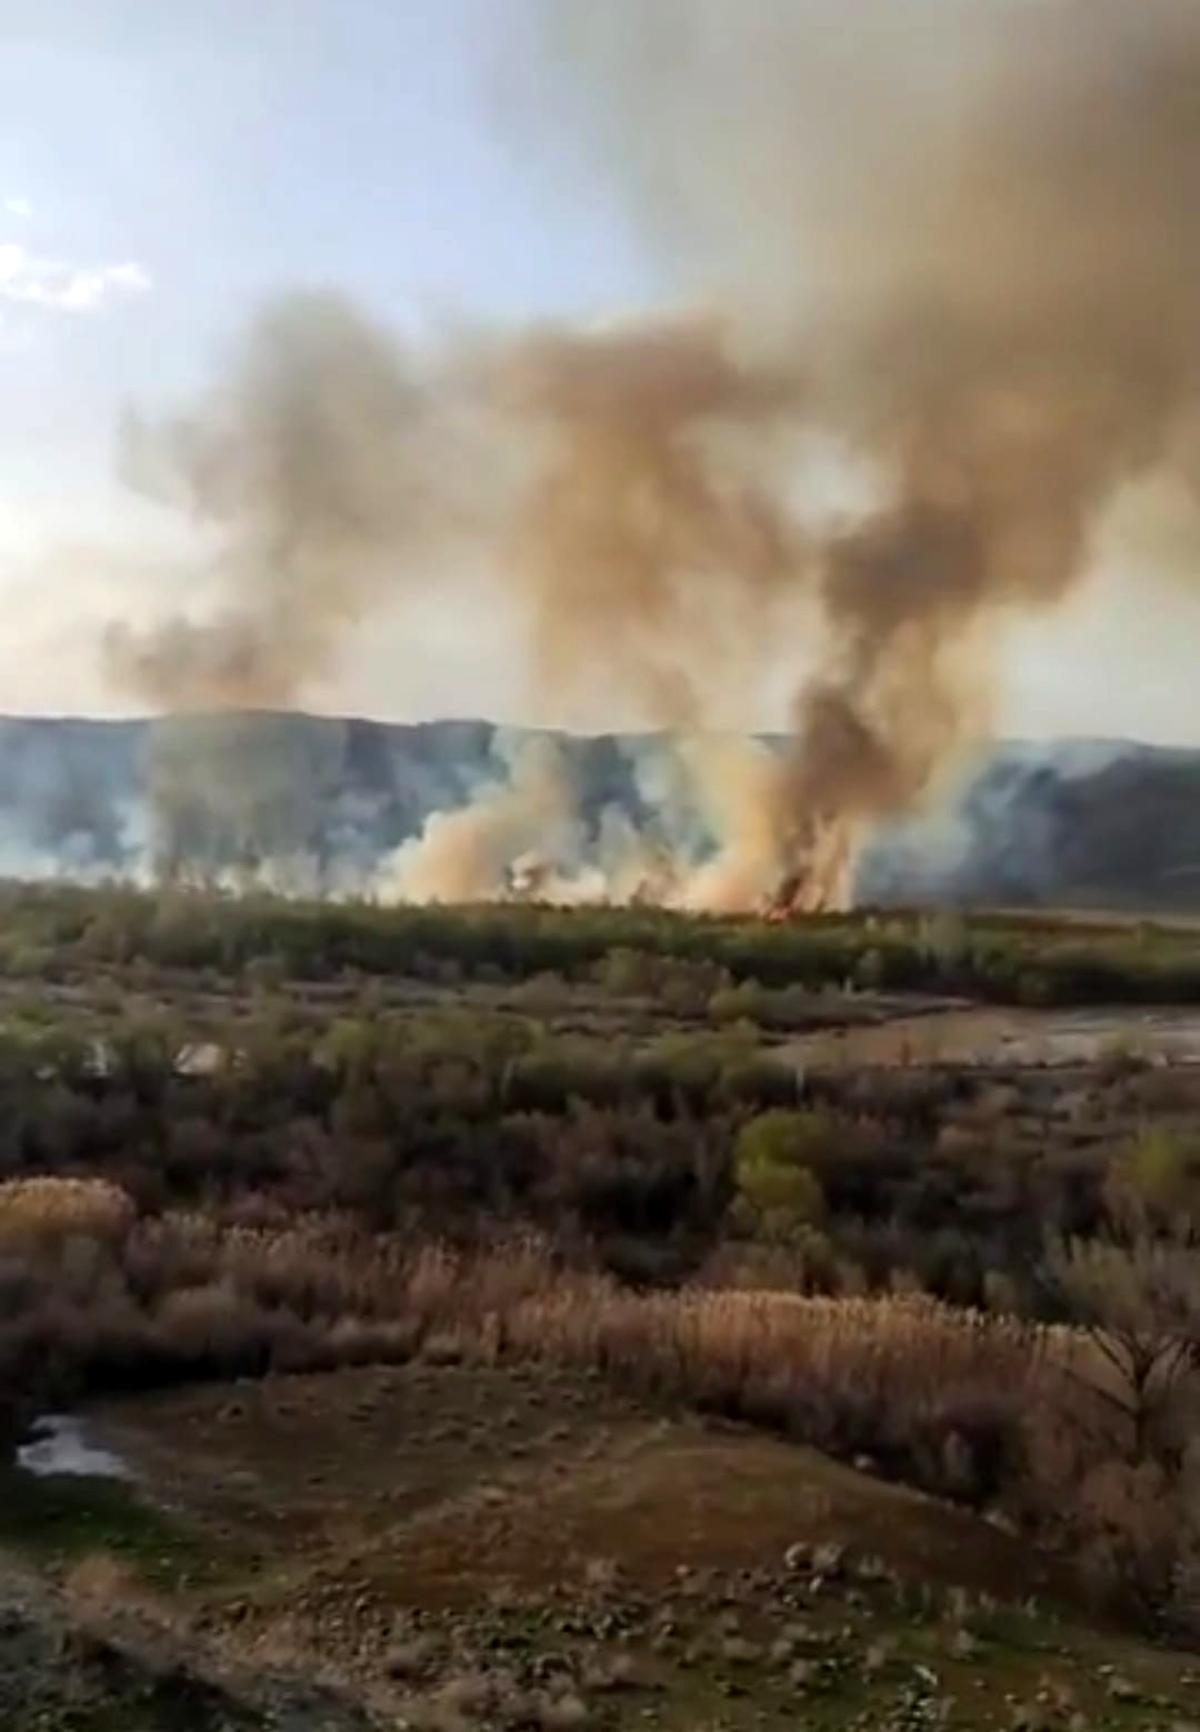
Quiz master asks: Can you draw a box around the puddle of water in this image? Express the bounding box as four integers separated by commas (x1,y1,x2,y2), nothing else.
17,1414,133,1481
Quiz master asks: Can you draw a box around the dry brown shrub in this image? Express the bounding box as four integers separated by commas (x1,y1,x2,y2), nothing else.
152,1279,309,1375
9,1208,1193,1617
414,1262,1041,1497
695,1239,814,1293
62,1552,138,1617
0,1177,134,1256
1127,1068,1200,1114
1072,1457,1184,1610
935,1124,987,1160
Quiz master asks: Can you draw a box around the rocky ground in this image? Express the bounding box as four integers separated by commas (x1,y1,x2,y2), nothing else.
0,1568,373,1732
4,1364,1200,1729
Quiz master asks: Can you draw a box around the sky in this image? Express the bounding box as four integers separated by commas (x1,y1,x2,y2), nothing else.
0,0,1198,742
0,0,653,721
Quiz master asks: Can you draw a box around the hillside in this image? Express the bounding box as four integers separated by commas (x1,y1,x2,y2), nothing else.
0,713,1198,911
6,1361,1197,1731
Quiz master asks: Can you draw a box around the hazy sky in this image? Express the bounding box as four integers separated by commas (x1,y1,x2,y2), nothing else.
0,1,646,720
1,0,1198,741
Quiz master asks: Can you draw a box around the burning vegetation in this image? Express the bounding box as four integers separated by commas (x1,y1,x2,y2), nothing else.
98,0,1200,912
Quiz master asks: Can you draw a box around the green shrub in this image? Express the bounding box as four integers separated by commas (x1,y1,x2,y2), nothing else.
709,981,767,1024
1106,1126,1200,1234
734,1110,829,1240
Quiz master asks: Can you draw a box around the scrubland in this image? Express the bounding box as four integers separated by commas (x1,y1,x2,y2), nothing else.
4,886,1200,1726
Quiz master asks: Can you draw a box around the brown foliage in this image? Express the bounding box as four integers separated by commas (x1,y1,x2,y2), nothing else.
0,1178,134,1257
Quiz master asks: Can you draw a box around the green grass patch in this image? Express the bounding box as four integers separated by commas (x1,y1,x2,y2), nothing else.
0,1466,223,1592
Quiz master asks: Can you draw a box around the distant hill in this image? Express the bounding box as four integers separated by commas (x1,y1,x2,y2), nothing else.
857,738,1200,912
0,712,1197,912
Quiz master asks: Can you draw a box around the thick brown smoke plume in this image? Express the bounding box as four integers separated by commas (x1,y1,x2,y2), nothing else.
105,292,461,708
102,293,487,880
104,1,1200,908
386,735,586,905
494,314,804,726
514,0,1200,908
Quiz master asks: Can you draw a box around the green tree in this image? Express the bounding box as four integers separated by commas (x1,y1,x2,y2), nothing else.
709,981,767,1025
1106,1127,1200,1236
734,1110,828,1241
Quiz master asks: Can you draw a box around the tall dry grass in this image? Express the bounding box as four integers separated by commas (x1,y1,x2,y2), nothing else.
0,1217,1191,1621
2,1218,1032,1489
0,1178,134,1256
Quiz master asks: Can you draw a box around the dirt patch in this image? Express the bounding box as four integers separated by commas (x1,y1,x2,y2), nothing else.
785,1004,1200,1069
7,1365,1196,1729
91,1364,652,1570
88,1365,1071,1623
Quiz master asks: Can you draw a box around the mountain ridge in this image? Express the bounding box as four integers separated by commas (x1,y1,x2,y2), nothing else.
0,712,1194,910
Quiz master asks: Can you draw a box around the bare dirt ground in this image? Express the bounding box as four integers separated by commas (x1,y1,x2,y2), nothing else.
16,947,1200,1074
6,1363,1198,1730
785,1005,1200,1070
88,1365,1062,1610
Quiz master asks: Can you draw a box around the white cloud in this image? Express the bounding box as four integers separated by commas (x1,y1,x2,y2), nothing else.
0,243,151,313
4,196,32,220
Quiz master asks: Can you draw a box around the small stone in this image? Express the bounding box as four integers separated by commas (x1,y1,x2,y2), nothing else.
437,1673,493,1717
812,1542,846,1578
536,1692,591,1729
721,1638,761,1666
385,1638,434,1681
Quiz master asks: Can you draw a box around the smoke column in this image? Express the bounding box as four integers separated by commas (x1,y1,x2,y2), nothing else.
102,1,1200,908
102,293,493,883
493,314,805,728
105,292,467,707
385,734,589,904
510,0,1200,908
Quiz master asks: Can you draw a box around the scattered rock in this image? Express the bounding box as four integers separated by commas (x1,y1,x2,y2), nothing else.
435,1671,494,1717
535,1690,590,1728
864,1640,894,1675
720,1637,761,1666
386,1637,437,1681
812,1542,846,1578
581,1651,638,1694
